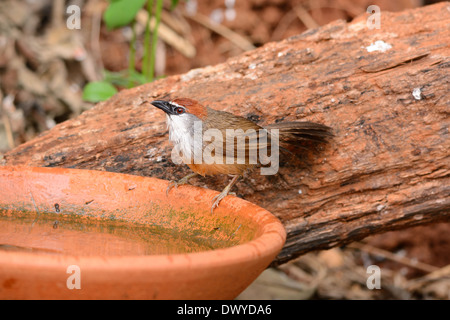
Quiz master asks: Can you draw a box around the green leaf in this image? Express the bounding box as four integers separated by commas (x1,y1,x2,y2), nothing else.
82,81,118,102
171,0,180,10
103,70,148,88
103,0,146,29
127,70,148,85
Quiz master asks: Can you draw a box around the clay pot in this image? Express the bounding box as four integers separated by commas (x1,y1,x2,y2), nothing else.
0,166,285,299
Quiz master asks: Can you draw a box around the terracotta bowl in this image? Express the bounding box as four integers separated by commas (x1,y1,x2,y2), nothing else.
0,166,285,299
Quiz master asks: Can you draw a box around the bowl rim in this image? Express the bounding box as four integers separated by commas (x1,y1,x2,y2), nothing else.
0,166,286,273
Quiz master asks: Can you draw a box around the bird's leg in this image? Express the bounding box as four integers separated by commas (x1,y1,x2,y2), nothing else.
166,172,199,196
211,175,240,214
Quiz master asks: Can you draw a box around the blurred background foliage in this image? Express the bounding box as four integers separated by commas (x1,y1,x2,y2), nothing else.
83,0,178,102
0,0,433,153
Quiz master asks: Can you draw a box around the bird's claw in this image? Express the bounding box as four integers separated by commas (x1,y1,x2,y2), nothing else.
211,192,236,214
166,180,178,196
166,173,198,196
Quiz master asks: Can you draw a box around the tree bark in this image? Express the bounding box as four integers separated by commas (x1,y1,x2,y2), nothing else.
3,3,449,265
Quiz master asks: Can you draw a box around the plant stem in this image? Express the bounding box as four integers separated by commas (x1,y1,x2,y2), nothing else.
143,0,153,80
128,20,137,88
149,0,163,82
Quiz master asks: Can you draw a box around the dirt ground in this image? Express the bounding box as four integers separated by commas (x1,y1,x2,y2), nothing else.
0,0,448,299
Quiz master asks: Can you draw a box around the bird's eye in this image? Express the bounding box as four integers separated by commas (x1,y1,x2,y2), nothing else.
175,107,185,114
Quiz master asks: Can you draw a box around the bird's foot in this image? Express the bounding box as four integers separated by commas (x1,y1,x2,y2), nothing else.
166,180,179,196
211,191,236,214
166,172,198,196
210,175,240,214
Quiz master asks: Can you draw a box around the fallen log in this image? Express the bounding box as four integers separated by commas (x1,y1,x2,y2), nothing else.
3,3,449,265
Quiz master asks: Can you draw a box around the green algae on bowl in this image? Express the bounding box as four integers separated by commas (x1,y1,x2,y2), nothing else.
0,209,246,256
0,167,286,299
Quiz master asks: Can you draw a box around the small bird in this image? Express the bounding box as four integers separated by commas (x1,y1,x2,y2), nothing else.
150,98,332,213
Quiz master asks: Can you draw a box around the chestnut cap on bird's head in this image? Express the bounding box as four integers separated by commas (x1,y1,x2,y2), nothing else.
150,98,207,119
150,98,209,153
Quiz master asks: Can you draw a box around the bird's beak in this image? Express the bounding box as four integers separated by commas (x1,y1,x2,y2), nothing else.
151,100,171,114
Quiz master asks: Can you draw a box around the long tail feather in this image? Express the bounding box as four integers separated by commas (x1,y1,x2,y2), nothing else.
265,121,333,148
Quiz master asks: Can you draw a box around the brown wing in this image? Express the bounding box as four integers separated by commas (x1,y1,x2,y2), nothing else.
202,108,265,167
200,108,333,167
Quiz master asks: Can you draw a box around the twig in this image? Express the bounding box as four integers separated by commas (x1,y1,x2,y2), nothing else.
0,96,15,149
90,0,104,78
1,113,14,149
406,265,450,292
182,11,255,52
294,5,319,29
149,0,164,82
52,0,65,28
347,242,439,274
271,10,297,41
136,10,196,58
161,10,192,38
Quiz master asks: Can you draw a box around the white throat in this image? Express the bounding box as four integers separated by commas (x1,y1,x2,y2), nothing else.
166,113,202,163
